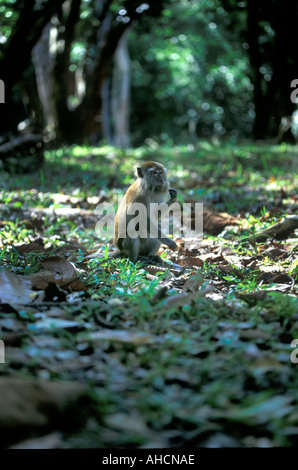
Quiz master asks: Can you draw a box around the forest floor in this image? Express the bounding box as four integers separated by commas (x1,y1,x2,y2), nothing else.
0,141,298,448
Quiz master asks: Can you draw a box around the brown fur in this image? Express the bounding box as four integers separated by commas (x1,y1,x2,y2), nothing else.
114,162,177,263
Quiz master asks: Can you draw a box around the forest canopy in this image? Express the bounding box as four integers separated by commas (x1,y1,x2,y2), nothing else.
0,0,297,147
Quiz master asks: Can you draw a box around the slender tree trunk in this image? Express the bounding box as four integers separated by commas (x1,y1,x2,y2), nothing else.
111,30,131,148
32,24,57,133
246,3,264,140
52,0,83,143
78,0,165,142
19,62,45,132
101,77,112,143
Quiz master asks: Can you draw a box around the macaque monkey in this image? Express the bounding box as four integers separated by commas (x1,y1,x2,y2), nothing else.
114,161,178,263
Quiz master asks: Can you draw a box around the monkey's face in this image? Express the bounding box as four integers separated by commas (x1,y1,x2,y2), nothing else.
149,166,167,191
137,162,168,193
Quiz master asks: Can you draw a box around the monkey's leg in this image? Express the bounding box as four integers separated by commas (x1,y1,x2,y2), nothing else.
137,238,163,264
122,237,140,264
139,238,161,257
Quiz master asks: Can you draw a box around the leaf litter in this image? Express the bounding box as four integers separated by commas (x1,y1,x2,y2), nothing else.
0,147,297,448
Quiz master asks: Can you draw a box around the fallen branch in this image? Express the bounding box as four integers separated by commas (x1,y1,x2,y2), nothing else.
249,216,298,242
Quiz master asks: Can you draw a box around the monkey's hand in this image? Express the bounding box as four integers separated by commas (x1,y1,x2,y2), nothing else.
161,237,178,251
168,188,177,202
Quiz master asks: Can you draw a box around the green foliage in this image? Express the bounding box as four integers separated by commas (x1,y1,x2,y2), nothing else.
0,0,18,47
0,0,255,145
129,0,254,145
1,0,297,145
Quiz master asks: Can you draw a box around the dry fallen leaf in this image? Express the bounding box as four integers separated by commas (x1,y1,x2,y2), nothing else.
179,256,204,268
0,267,37,305
86,329,158,345
106,412,167,446
14,237,46,255
202,207,239,235
182,273,205,293
28,256,86,291
0,377,89,446
249,356,284,373
237,291,268,303
9,432,62,449
162,284,217,308
53,242,88,255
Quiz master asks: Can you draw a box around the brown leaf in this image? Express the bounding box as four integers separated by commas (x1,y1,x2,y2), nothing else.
270,273,293,284
53,242,88,255
87,329,157,345
163,284,217,308
179,256,204,268
143,265,168,276
152,286,168,302
249,356,283,373
162,292,197,308
10,432,62,449
106,412,166,445
242,258,258,269
238,291,268,303
0,267,36,305
219,265,244,279
28,256,86,291
182,273,205,293
0,377,89,445
27,272,61,290
263,247,287,259
239,329,270,340
257,272,292,285
202,207,239,235
14,237,46,254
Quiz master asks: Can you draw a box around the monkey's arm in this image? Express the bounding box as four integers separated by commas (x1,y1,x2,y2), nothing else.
167,188,177,204
152,188,177,250
147,216,177,252
160,236,177,251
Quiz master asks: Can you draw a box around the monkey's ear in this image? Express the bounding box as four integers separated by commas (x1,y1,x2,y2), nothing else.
137,167,144,178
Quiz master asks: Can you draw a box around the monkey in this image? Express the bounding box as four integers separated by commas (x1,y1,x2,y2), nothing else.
114,161,178,264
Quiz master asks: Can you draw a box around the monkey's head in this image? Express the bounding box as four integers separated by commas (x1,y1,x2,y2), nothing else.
137,161,168,193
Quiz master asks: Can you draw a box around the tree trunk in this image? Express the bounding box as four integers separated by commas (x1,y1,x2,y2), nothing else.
78,0,166,143
0,0,65,134
111,30,131,148
246,3,264,140
101,77,112,144
32,24,57,133
0,0,166,143
19,62,45,132
246,0,298,141
265,1,298,142
0,0,65,90
52,0,83,143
